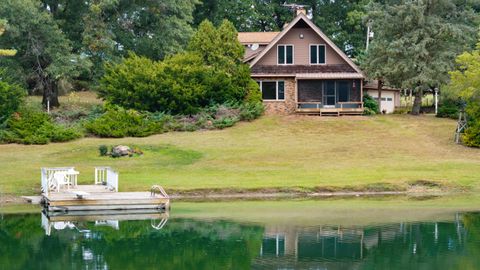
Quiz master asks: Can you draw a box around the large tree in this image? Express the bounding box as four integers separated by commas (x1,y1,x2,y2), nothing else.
362,0,478,115
194,0,368,56
41,0,198,82
194,0,292,32
304,0,369,57
105,0,198,61
0,0,89,108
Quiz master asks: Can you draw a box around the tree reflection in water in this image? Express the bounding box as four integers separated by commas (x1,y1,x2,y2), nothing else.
0,211,479,270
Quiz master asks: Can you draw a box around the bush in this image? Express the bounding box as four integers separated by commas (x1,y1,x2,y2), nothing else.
213,117,239,129
244,79,262,104
463,122,480,147
363,94,379,115
100,21,258,115
0,107,82,144
0,79,26,125
81,100,263,138
85,106,163,138
436,98,460,119
363,107,377,115
98,145,108,156
239,102,264,121
463,101,480,147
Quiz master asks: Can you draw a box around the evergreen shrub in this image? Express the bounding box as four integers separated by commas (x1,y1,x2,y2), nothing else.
363,94,379,115
0,107,82,144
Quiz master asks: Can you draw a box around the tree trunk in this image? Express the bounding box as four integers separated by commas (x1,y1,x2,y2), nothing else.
42,77,60,109
411,88,423,115
377,79,383,113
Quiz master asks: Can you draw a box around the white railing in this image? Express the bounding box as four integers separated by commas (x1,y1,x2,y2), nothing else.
95,167,119,192
151,218,169,230
94,167,108,185
41,167,75,195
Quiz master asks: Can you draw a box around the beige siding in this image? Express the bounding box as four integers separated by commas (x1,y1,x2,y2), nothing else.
255,28,348,66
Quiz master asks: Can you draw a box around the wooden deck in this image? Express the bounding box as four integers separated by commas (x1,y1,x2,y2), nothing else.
296,107,364,116
43,185,170,212
296,102,364,116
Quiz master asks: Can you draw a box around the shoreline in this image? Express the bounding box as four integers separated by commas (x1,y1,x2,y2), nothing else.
0,188,463,206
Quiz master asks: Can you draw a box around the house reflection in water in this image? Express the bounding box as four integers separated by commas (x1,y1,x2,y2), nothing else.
254,214,468,269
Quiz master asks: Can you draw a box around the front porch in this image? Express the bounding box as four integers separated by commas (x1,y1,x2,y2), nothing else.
295,79,364,116
296,101,364,116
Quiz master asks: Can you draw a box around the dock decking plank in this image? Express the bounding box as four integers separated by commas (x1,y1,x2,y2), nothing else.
43,184,170,212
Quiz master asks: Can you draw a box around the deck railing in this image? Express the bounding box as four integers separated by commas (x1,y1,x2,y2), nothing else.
41,167,75,195
95,167,119,192
297,101,364,110
297,102,323,109
337,101,363,109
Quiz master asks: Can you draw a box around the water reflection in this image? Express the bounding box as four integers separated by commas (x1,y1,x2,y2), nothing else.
41,210,168,236
255,216,471,269
0,209,479,269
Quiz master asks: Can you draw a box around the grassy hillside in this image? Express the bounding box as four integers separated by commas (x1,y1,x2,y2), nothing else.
0,113,479,195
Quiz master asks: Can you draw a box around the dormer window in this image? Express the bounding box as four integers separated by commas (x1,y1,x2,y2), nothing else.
310,44,326,64
278,45,293,65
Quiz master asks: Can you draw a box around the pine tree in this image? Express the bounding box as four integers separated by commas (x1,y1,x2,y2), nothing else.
361,0,478,115
0,0,89,108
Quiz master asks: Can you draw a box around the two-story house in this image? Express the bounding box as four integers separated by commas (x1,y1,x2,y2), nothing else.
238,9,365,116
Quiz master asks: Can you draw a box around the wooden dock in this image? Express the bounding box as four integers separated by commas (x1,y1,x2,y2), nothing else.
43,185,170,212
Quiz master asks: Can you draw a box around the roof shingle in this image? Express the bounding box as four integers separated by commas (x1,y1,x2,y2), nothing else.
251,65,357,74
238,32,280,44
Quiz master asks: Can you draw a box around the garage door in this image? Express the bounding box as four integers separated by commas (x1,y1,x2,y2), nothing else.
367,91,395,113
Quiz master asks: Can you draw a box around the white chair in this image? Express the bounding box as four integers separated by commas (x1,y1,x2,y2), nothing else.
51,172,70,192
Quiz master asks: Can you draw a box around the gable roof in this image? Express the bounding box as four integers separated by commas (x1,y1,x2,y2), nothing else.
238,32,280,45
248,13,363,75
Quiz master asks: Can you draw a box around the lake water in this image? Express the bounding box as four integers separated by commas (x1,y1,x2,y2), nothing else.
1,199,480,269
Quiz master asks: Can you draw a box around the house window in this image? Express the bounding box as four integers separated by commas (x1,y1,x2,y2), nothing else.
258,81,285,101
310,44,326,64
278,45,293,65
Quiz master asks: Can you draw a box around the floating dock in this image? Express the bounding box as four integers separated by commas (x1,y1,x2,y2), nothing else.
43,185,170,212
40,167,170,212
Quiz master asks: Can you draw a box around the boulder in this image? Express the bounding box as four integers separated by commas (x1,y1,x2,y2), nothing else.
112,145,131,156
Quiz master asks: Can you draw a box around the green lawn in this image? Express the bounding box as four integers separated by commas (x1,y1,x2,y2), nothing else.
0,113,479,195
